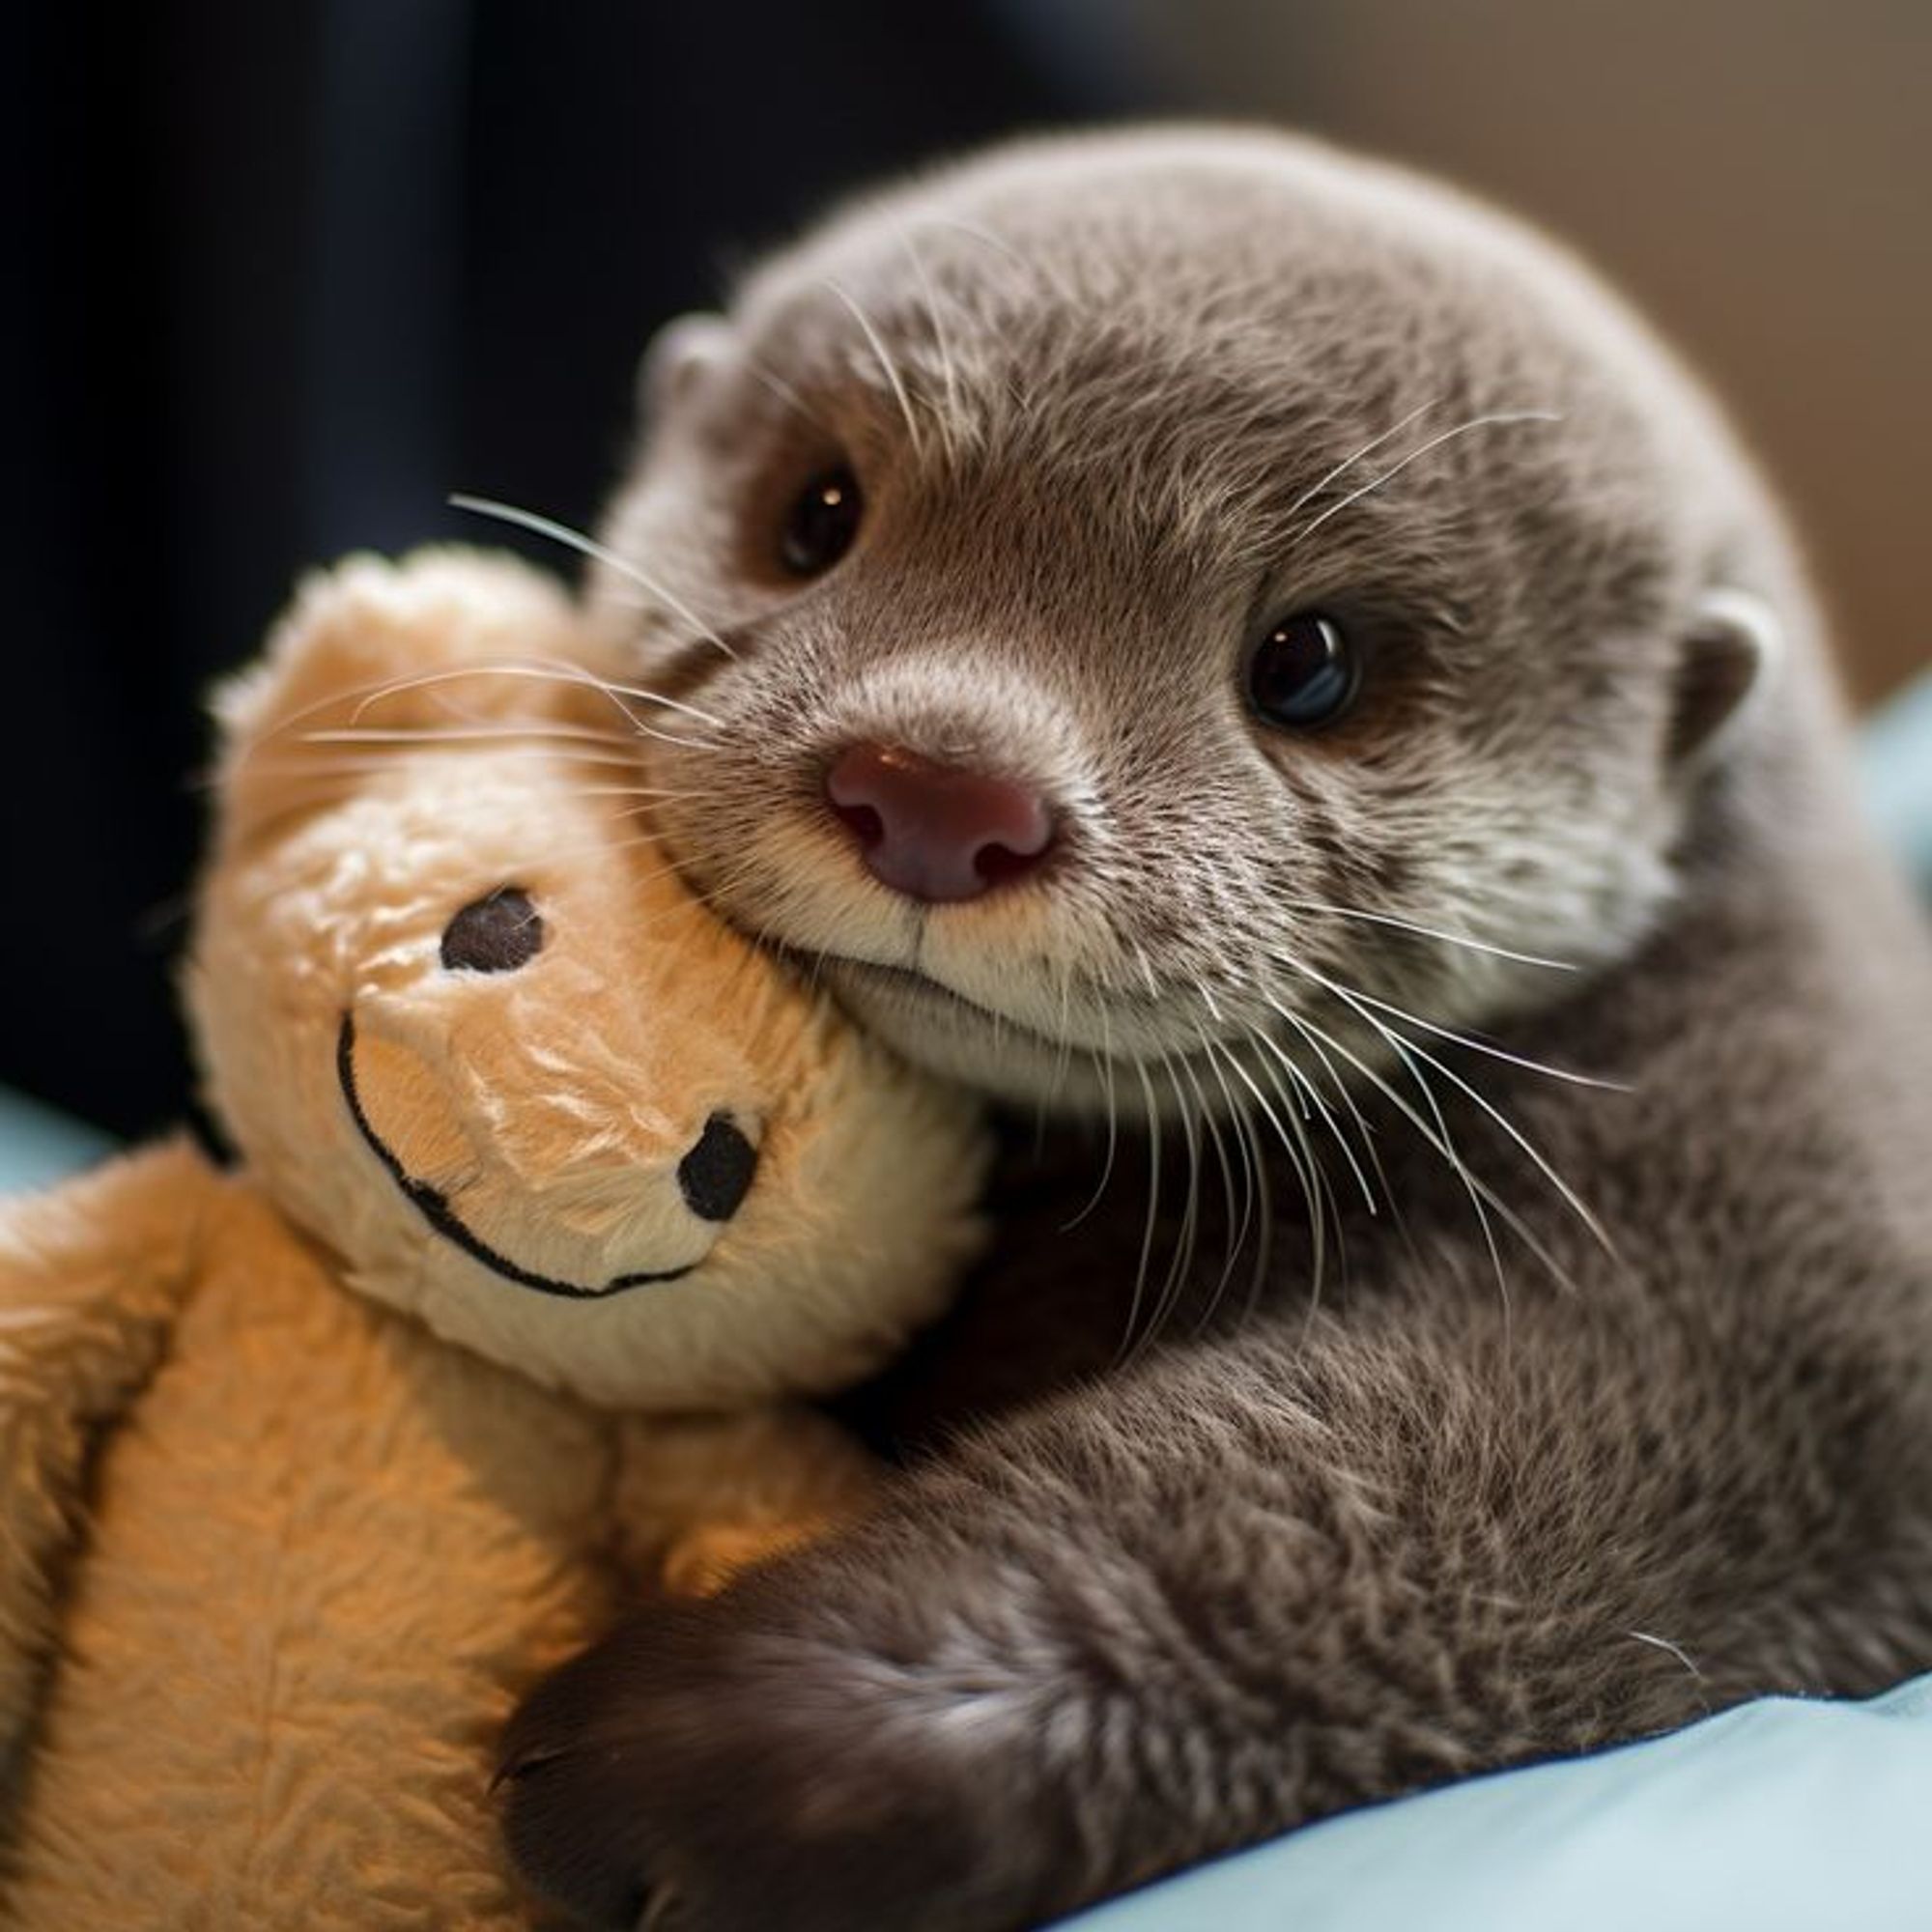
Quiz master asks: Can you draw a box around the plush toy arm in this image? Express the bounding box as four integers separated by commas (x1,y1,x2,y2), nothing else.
0,1140,214,1761
611,1406,887,1599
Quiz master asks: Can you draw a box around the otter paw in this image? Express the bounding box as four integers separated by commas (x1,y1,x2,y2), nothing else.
497,1594,1062,1932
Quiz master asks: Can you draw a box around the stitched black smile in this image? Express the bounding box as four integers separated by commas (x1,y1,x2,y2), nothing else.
335,1012,695,1300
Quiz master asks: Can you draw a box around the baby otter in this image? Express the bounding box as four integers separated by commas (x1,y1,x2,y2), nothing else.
500,127,1932,1930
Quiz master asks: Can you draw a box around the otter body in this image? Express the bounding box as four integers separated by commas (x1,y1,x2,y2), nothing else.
502,128,1932,1930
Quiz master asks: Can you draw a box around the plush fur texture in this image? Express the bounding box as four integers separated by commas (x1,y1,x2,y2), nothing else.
497,128,1932,1929
0,552,984,1924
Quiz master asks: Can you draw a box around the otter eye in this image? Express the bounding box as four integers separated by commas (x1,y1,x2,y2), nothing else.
1246,613,1357,729
441,888,543,973
780,465,862,576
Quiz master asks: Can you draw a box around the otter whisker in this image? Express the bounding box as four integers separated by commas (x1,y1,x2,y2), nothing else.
1243,1018,1379,1216
447,494,739,662
237,659,640,755
1280,396,1440,526
1062,1008,1123,1234
894,223,966,470
1375,1018,1616,1261
1178,1037,1253,1326
1364,1010,1513,1322
566,676,724,732
1260,989,1575,1295
342,657,726,735
1278,949,1611,1264
1280,898,1576,972
1043,954,1079,1126
1206,1043,1283,1329
1286,411,1564,551
1245,1032,1350,1323
613,724,724,756
1129,940,1166,1005
232,744,648,787
301,724,634,750
1625,1631,1710,1709
746,356,836,436
364,717,727,764
1096,1010,1123,1202
1230,1075,1279,1324
1345,986,1626,1092
1286,1017,1392,1217
1198,1030,1287,1332
821,279,928,465
1117,1058,1167,1367
1140,1046,1206,1351
927,214,1077,309
1207,1032,1328,1321
1190,971,1227,1030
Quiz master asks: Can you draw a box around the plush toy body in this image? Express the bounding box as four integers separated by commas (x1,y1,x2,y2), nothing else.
0,554,984,1926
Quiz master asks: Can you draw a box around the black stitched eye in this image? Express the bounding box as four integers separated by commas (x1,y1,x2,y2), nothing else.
780,465,862,576
677,1114,759,1222
1246,613,1358,729
441,888,543,973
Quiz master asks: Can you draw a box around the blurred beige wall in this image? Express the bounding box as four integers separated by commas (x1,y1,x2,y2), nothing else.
1124,0,1930,704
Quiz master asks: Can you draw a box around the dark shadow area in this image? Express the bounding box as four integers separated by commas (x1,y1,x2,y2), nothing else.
12,0,1154,1136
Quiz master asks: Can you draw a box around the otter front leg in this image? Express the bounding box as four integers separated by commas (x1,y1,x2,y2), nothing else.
500,1293,1932,1930
0,1142,213,1766
608,1406,886,1600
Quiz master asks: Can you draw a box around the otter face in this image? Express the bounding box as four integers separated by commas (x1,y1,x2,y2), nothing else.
187,552,984,1408
598,129,1788,1109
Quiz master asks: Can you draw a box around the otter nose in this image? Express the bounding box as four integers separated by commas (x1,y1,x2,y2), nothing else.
824,743,1054,903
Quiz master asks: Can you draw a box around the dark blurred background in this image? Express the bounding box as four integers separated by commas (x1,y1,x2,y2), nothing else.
11,1,1928,1139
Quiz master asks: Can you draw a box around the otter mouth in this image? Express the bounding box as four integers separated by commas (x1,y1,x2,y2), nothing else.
820,953,1293,1121
823,952,1223,1065
818,954,1084,1055
335,1013,700,1301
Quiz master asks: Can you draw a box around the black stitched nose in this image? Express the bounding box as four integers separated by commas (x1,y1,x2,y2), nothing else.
676,1114,758,1222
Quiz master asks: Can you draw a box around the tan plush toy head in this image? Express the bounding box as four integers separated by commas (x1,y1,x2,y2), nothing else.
185,550,984,1409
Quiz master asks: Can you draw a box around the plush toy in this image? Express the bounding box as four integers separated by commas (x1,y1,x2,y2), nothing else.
0,551,986,1927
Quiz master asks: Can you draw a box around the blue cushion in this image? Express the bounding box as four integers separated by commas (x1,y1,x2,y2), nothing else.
1064,1673,1932,1932
1861,670,1932,896
0,1084,114,1196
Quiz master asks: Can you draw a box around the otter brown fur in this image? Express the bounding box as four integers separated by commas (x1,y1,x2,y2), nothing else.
498,127,1932,1930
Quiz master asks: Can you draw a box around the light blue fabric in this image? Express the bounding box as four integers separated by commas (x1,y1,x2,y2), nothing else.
0,1084,114,1196
1861,670,1932,895
1065,1674,1932,1931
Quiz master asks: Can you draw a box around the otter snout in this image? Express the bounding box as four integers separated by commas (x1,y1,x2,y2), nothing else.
824,741,1055,903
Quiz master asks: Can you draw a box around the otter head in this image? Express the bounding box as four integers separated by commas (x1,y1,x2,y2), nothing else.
186,549,984,1408
597,127,1801,1110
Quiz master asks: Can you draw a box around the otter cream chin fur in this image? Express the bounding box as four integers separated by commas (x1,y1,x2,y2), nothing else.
0,549,983,1929
497,128,1932,1932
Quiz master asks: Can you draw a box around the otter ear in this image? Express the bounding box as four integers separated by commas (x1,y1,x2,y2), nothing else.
1667,587,1784,768
639,311,734,419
